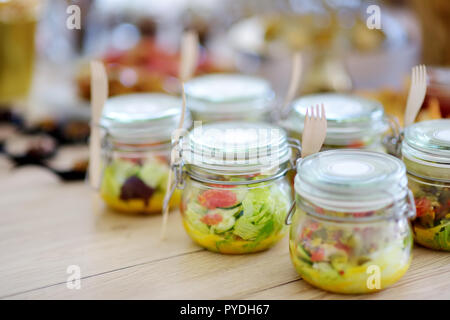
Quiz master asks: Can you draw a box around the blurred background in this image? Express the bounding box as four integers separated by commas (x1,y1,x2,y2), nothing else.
0,0,449,181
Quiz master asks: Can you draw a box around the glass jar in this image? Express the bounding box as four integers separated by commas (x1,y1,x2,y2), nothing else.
424,67,450,118
287,150,415,294
280,93,400,153
168,122,299,254
184,73,275,123
402,119,450,251
0,0,42,104
99,93,190,214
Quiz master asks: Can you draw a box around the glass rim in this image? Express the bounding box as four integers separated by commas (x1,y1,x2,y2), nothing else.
180,121,293,173
100,93,190,144
185,73,274,102
294,149,409,212
402,119,450,164
295,195,411,223
281,93,388,142
184,164,290,186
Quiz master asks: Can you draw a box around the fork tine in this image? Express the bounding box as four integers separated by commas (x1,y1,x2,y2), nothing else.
418,65,423,83
422,64,427,85
321,104,327,132
404,64,428,127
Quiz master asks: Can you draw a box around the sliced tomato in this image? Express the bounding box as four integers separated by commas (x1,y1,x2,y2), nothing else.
197,189,237,209
415,197,433,217
200,213,223,226
335,242,351,254
347,141,366,148
310,248,325,262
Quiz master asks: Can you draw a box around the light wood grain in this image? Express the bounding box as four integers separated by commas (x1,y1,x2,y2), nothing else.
0,176,199,298
1,166,449,300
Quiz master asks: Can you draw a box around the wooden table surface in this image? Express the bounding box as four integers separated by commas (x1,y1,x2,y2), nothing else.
1,160,449,300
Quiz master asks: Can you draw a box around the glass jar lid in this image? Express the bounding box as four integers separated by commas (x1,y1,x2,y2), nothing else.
403,119,450,161
181,122,291,176
283,93,387,145
295,150,408,212
101,93,190,144
184,73,275,118
402,119,450,180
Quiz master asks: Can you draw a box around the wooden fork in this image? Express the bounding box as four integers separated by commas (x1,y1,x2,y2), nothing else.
89,60,108,189
279,52,303,119
161,31,199,240
404,64,427,127
301,104,327,158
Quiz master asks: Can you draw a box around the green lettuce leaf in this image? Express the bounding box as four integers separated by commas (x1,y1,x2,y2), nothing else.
138,159,169,190
233,186,288,241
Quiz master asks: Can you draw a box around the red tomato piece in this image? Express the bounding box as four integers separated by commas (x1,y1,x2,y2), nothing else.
347,141,366,148
415,197,433,217
335,242,351,254
197,189,237,209
310,248,325,262
200,213,223,226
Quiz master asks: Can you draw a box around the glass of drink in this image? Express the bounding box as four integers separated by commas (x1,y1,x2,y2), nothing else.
0,0,43,105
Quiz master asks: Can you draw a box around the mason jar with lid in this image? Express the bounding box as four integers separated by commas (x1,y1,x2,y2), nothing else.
184,73,275,123
99,93,190,214
280,93,400,153
402,119,450,251
167,122,299,254
287,150,415,294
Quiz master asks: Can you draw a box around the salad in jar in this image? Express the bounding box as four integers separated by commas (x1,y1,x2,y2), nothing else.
289,204,412,294
290,150,415,293
99,93,190,214
402,120,450,251
181,175,291,254
101,154,180,214
408,176,450,250
171,121,296,254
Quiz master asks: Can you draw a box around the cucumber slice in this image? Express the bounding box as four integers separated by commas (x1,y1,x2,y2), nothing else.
296,244,312,263
212,216,236,233
217,187,247,209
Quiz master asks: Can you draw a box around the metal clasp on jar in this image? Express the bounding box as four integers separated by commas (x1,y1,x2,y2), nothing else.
287,137,302,170
284,138,302,226
383,115,403,157
389,187,417,221
162,138,185,213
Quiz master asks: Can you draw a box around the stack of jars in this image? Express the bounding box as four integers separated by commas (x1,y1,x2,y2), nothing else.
96,71,448,295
